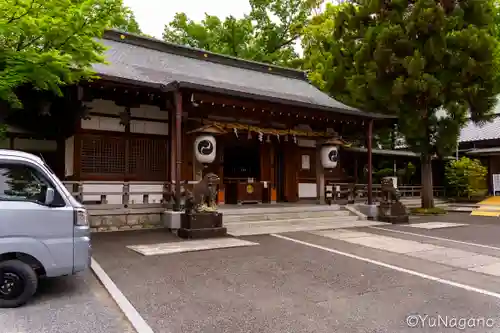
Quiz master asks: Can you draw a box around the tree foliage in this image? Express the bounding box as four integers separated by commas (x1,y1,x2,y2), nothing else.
0,0,138,108
113,6,144,35
163,0,322,67
445,157,488,199
303,0,500,207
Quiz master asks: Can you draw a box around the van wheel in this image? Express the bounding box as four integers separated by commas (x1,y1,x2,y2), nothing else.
0,260,38,308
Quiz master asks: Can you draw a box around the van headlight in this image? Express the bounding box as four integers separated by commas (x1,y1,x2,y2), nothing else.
74,208,89,226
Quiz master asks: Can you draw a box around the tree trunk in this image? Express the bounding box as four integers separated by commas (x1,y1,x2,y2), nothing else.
421,154,434,208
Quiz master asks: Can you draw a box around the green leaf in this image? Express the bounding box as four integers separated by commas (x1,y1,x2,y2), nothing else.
162,0,324,67
0,0,143,107
302,0,500,207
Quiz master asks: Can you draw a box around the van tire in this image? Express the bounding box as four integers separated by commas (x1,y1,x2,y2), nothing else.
0,260,38,308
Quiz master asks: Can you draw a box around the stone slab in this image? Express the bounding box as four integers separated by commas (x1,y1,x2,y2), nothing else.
404,222,468,229
408,248,473,261
470,262,500,276
312,228,500,277
313,230,438,254
127,238,259,256
438,254,500,269
227,220,384,236
310,229,374,240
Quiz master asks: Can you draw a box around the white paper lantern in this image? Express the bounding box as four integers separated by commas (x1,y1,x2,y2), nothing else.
194,135,216,164
321,146,339,169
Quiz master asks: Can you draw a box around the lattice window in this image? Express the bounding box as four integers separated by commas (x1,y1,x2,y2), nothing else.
129,137,168,180
79,133,168,180
80,135,126,175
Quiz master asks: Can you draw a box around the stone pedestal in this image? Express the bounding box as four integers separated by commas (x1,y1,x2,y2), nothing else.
377,202,409,224
178,212,227,239
162,210,182,229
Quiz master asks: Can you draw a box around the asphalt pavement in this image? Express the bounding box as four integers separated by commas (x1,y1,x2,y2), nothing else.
0,271,134,333
6,213,500,333
92,225,500,333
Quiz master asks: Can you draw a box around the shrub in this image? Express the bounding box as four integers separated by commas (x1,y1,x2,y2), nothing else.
410,207,447,215
445,157,488,199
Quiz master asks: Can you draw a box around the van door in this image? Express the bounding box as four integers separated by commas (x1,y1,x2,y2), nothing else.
0,161,75,277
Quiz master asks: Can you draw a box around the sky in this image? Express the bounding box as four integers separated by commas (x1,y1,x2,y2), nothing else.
123,0,252,39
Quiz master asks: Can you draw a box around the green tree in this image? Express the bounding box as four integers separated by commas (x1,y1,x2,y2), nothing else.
0,0,133,108
163,0,322,67
303,0,500,208
445,157,488,199
113,6,144,35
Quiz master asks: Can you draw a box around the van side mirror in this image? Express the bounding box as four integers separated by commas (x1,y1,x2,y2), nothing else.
45,187,55,205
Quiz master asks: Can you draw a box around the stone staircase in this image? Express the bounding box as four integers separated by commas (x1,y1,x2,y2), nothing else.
220,205,381,236
400,198,449,208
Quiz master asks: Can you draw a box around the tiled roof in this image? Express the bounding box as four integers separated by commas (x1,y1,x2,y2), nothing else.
93,31,389,119
459,116,500,142
459,97,500,143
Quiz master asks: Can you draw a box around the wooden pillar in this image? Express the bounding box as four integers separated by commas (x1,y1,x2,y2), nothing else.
367,119,374,205
270,144,276,203
169,106,176,183
316,142,325,204
391,122,397,176
173,90,183,211
354,156,359,183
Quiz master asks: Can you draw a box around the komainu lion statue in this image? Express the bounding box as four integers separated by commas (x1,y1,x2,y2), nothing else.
184,173,220,214
380,178,400,203
377,177,408,223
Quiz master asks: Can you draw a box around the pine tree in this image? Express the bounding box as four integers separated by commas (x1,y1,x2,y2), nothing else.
303,0,500,208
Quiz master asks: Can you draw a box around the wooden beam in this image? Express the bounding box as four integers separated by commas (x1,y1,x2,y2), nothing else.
188,104,355,135
191,91,365,124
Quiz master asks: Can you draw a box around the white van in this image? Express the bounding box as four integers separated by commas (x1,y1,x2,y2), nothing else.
0,149,91,308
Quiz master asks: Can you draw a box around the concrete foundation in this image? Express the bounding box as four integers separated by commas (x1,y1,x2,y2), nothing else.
89,213,163,232
162,210,182,229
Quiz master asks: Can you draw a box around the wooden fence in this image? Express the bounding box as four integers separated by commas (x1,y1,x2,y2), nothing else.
324,182,446,203
63,181,445,214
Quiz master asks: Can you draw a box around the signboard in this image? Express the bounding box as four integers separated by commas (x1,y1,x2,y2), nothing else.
493,174,500,196
301,155,310,170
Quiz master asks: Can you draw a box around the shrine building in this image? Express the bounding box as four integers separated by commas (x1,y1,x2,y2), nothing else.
1,30,396,229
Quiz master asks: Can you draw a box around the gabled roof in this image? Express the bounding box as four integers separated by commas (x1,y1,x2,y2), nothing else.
94,30,390,119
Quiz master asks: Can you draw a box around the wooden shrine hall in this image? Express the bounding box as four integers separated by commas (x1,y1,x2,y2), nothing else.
3,30,395,211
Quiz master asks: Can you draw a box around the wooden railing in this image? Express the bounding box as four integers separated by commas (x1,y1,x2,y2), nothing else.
325,182,446,203
63,181,179,215
63,181,445,214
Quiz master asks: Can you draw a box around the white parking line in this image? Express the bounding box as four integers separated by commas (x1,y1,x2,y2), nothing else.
271,233,500,300
91,258,155,333
369,226,500,251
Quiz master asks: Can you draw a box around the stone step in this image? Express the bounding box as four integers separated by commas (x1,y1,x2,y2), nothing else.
225,214,354,226
224,210,350,223
227,218,385,237
400,199,448,208
219,204,341,216
227,216,359,233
